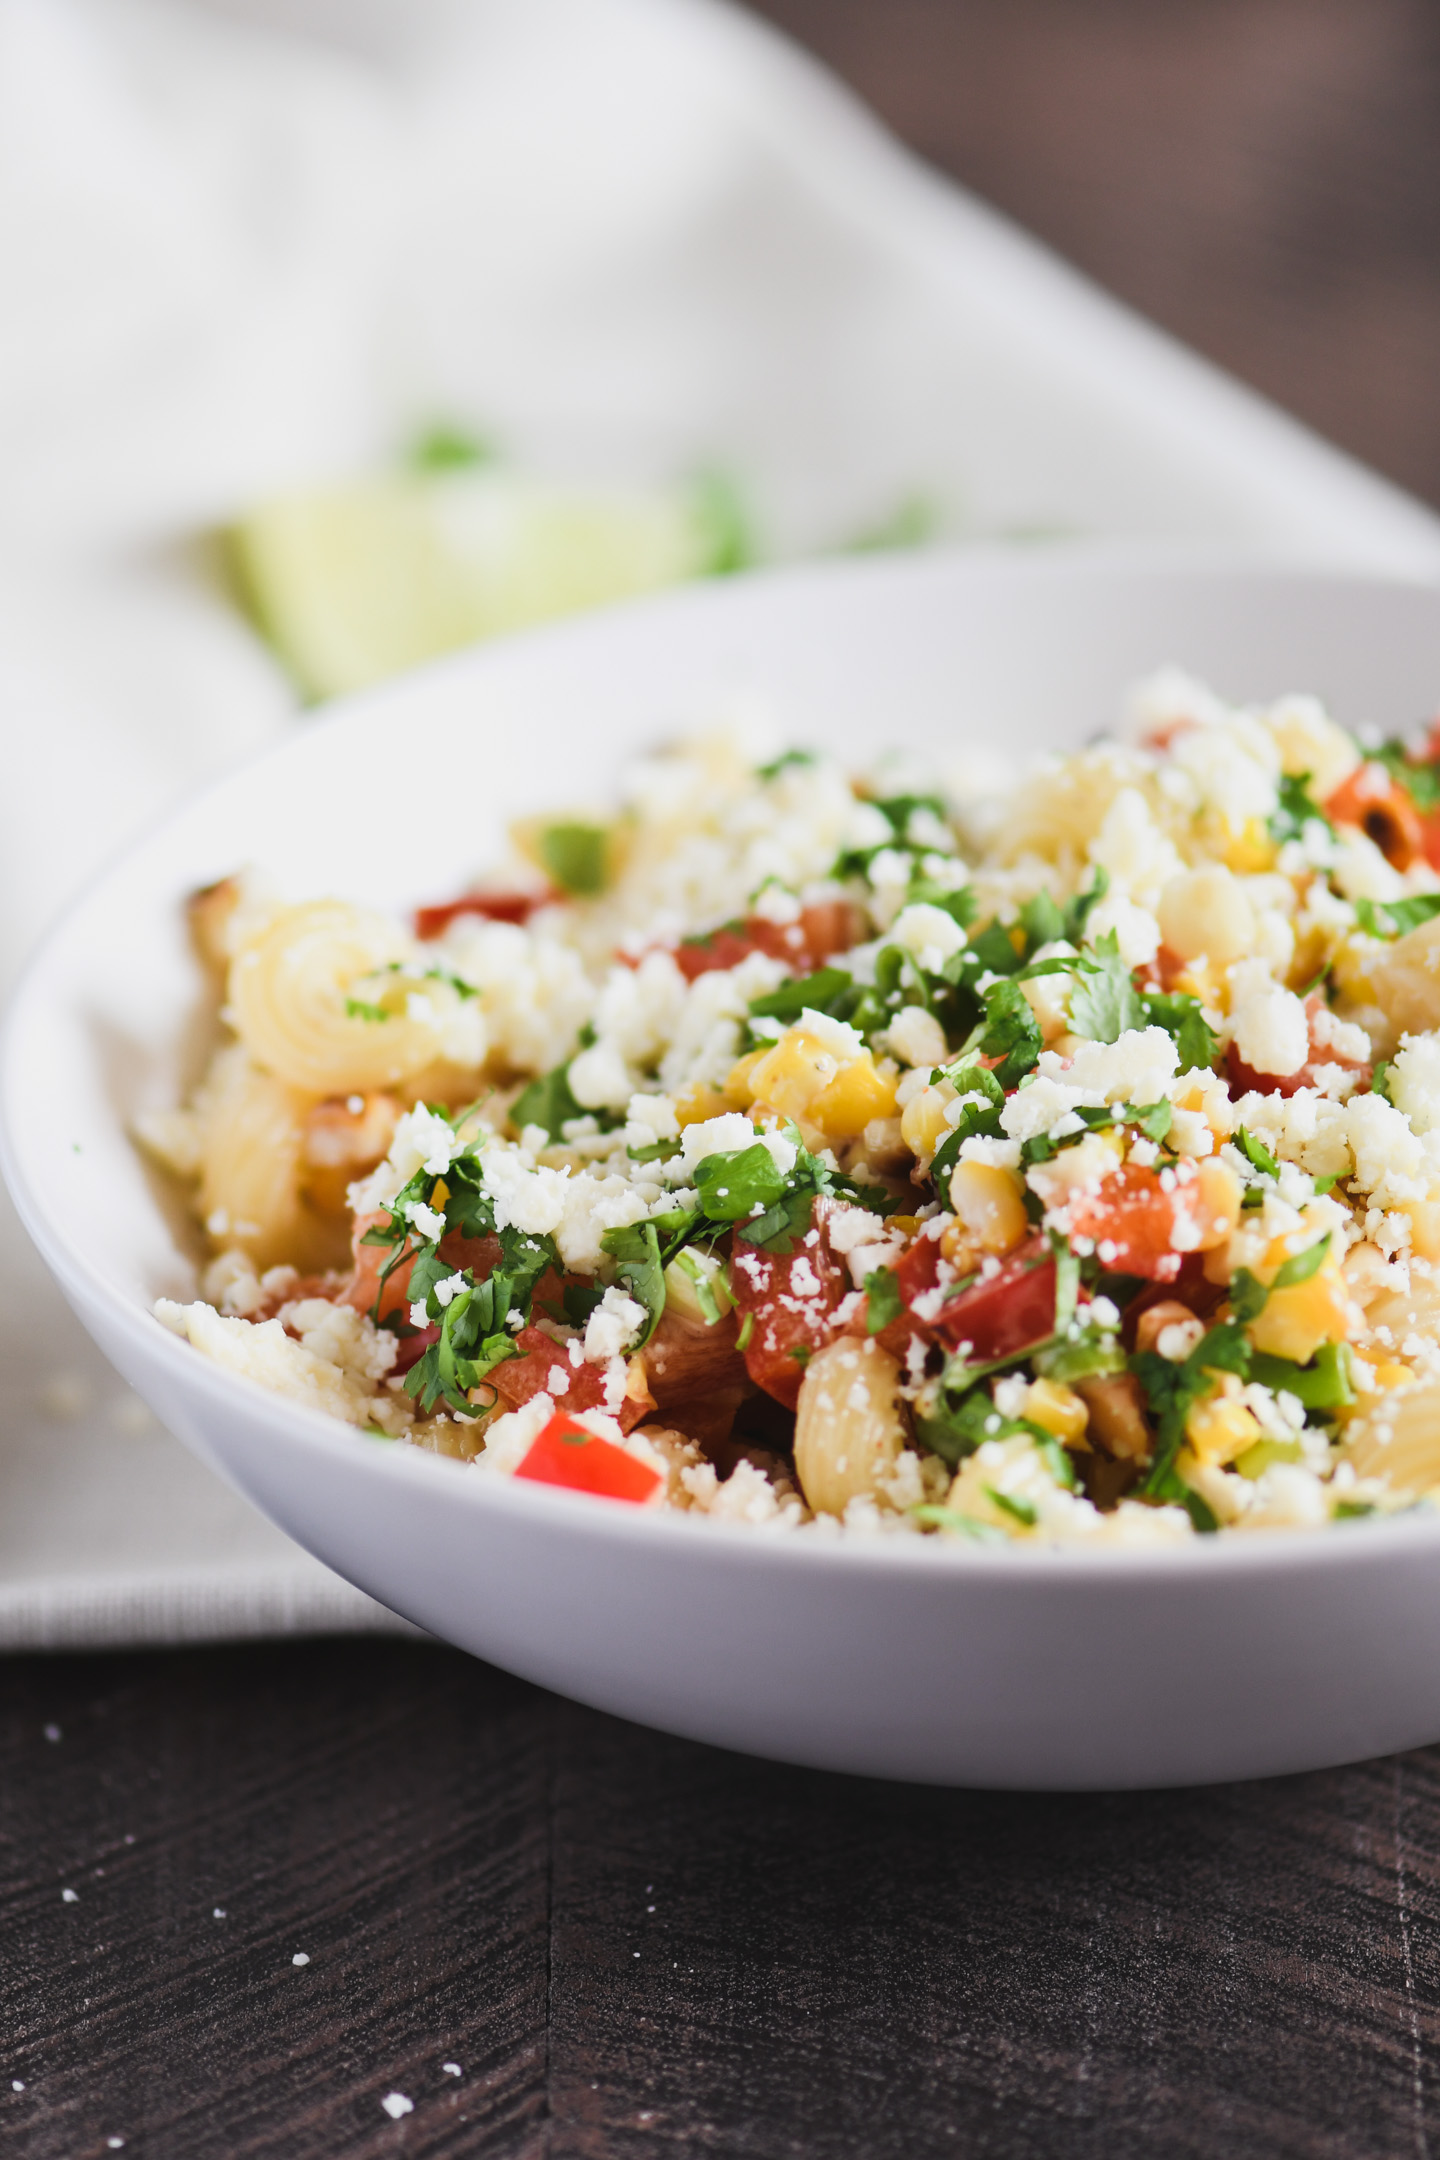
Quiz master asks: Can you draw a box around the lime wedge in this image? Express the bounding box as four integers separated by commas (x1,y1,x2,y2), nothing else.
227,469,746,700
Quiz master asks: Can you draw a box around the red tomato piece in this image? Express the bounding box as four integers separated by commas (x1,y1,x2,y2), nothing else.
488,1327,654,1432
1325,764,1424,871
670,901,865,983
513,1413,662,1504
1066,1164,1197,1283
727,1225,851,1409
414,891,552,940
930,1236,1059,1359
391,1324,439,1374
1227,993,1372,1101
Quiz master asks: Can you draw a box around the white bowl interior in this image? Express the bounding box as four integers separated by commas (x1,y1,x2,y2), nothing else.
9,547,1440,1788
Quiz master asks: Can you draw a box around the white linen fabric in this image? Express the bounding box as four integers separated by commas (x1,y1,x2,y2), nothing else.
2,0,1437,1648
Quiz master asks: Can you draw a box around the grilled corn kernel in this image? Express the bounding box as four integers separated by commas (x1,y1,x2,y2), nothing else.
1185,1390,1262,1468
899,1082,957,1162
948,1160,1028,1257
1023,1378,1088,1445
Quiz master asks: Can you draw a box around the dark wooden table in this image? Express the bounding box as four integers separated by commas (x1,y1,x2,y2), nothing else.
8,6,1440,2155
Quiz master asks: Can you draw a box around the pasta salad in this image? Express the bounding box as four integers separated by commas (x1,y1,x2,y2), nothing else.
144,673,1440,1545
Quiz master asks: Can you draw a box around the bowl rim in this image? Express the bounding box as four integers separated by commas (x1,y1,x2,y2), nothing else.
8,540,1440,1592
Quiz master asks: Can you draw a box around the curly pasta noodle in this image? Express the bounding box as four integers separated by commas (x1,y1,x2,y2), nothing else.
228,899,482,1096
194,1046,341,1271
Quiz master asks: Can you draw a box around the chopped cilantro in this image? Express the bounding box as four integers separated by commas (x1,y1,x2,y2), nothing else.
984,1485,1037,1527
1354,893,1440,940
748,966,853,1027
1333,1498,1378,1521
693,1142,788,1224
1142,990,1219,1073
1372,1059,1393,1104
1233,1126,1279,1178
1019,890,1066,951
1132,1319,1251,1493
1064,867,1110,945
599,1220,666,1346
1374,739,1440,812
864,1266,904,1335
968,921,1026,977
1268,771,1334,847
561,1282,606,1328
344,997,390,1023
756,748,817,780
409,422,493,472
511,1058,587,1143
961,976,1043,1089
1068,929,1145,1044
909,1505,1008,1544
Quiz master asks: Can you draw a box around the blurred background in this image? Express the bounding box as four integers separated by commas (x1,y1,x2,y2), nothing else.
5,0,1440,1647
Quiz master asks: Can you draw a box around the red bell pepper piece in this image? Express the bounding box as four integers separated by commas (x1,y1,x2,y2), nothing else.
513,1413,662,1503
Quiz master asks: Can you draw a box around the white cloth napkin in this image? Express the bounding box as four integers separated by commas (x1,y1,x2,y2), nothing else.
2,0,1438,1649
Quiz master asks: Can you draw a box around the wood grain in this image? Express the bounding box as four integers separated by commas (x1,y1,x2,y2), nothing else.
754,0,1440,510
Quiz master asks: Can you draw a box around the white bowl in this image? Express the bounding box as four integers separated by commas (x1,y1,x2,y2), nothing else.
8,548,1440,1789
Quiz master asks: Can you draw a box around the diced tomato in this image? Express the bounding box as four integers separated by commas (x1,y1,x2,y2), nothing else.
488,1326,654,1432
1066,1163,1218,1283
1325,764,1424,872
668,901,865,983
727,1223,851,1409
414,890,552,940
391,1323,440,1375
1227,992,1372,1100
341,1213,503,1322
513,1412,662,1504
930,1236,1059,1360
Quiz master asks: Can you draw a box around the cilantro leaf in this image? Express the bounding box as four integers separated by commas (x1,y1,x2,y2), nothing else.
1374,740,1440,813
929,1057,1007,1183
692,1142,788,1224
1233,1126,1279,1178
344,997,391,1023
1271,1232,1332,1290
1354,894,1440,940
1019,890,1066,952
756,749,816,780
1068,930,1144,1044
865,1266,904,1335
984,1485,1037,1527
748,966,853,1027
511,1058,587,1143
1142,989,1219,1073
968,921,1025,977
600,1220,666,1345
963,977,1042,1089
1268,772,1335,847
1133,1319,1251,1493
1063,867,1109,945
909,1505,1009,1544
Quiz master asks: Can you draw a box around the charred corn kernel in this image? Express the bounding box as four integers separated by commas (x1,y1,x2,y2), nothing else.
1247,1242,1353,1363
1401,1199,1440,1260
1158,867,1255,964
948,1160,1028,1256
1234,1437,1302,1480
1191,1158,1242,1250
899,1082,957,1161
720,1053,765,1112
1185,1390,1262,1468
810,1053,898,1143
1023,1378,1088,1445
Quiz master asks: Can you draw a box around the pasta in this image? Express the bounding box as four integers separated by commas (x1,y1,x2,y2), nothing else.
144,677,1440,1545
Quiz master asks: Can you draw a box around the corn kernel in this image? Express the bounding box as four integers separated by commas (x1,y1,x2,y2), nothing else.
1190,1158,1242,1250
1246,1249,1353,1363
810,1053,898,1142
899,1082,956,1161
720,1053,765,1111
675,1081,732,1127
1023,1378,1088,1444
1233,1437,1302,1480
1401,1199,1440,1261
1185,1390,1262,1467
1220,816,1278,875
948,1160,1028,1257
